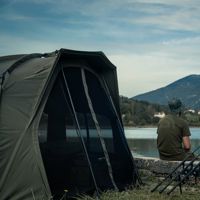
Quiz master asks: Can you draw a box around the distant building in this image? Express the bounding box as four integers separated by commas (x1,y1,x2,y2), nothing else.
154,112,165,118
186,109,195,113
122,114,126,119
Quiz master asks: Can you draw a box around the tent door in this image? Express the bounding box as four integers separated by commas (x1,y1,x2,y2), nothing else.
61,66,120,190
38,66,132,198
80,68,118,190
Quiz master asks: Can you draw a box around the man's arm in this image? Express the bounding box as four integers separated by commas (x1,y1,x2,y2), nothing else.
182,136,191,151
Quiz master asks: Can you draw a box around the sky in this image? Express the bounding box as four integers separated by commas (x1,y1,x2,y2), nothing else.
0,0,200,97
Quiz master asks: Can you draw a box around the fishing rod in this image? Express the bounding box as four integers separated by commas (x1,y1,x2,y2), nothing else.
151,145,200,193
159,152,200,194
167,160,200,195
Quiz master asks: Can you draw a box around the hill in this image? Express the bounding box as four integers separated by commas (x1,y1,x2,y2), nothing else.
132,74,200,110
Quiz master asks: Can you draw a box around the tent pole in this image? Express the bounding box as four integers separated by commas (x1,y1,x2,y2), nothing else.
81,68,118,191
102,77,143,185
84,113,90,150
61,68,100,198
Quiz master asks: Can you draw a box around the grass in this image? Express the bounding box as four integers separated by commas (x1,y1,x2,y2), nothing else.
76,171,200,200
77,189,200,200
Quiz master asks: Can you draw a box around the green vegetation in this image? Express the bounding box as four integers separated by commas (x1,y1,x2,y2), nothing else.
77,189,199,200
120,96,200,127
77,172,200,200
183,111,200,127
119,96,168,126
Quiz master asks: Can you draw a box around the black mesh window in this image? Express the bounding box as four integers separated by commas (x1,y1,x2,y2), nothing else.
38,66,134,199
63,68,115,154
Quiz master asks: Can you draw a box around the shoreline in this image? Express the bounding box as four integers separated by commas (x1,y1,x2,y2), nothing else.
124,125,200,129
124,125,157,129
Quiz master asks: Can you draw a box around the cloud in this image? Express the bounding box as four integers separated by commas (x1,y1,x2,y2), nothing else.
108,34,200,97
109,52,200,97
0,33,62,55
1,0,200,97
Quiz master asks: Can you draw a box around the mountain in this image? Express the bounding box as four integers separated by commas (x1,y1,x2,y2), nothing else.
132,74,200,110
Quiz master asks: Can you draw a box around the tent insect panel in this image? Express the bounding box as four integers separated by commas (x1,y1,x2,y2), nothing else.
38,67,116,198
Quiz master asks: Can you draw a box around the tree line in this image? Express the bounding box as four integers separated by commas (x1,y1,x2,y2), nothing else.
119,96,200,127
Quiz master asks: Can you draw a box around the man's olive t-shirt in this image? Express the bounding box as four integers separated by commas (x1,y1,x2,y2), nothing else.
157,114,191,161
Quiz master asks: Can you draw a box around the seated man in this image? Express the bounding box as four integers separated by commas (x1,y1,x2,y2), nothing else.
157,98,195,161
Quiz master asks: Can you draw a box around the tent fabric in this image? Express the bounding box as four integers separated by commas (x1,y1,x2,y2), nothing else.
0,55,56,199
0,49,139,200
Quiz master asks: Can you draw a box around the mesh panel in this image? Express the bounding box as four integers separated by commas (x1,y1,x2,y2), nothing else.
38,67,134,198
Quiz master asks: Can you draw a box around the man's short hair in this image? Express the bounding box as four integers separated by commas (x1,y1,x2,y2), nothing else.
168,98,182,113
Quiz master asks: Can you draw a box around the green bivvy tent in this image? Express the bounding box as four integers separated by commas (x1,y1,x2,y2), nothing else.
0,49,140,199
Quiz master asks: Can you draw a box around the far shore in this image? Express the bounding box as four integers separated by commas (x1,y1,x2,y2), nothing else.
124,125,157,129
124,125,200,129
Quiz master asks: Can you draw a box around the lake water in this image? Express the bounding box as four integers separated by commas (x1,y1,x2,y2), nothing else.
125,127,200,158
